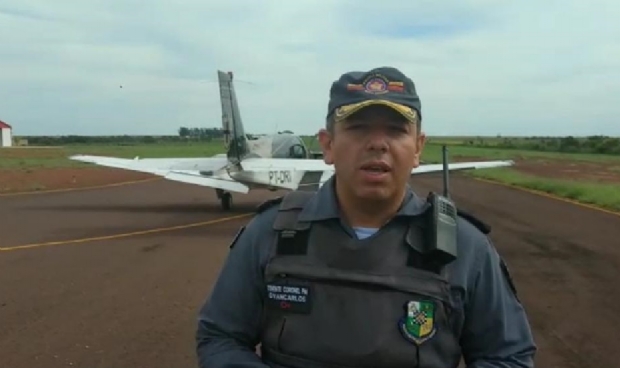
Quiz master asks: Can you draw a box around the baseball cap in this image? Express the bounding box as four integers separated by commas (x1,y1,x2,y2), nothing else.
326,66,422,124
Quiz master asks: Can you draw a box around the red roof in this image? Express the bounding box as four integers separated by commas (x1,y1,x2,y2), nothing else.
0,120,11,129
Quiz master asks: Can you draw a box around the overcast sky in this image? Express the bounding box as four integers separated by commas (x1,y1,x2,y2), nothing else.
1,0,618,137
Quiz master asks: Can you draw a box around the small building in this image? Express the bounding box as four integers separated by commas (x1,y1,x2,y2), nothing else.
0,120,12,147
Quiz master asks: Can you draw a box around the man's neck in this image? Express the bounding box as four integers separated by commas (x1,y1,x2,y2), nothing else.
334,181,406,229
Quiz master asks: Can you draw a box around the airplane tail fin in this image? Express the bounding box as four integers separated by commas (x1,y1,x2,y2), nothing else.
217,70,249,163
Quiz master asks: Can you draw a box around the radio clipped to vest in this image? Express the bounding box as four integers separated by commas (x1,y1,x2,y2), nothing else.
422,146,458,266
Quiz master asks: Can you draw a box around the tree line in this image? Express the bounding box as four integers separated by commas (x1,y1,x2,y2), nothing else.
454,135,620,155
16,128,620,156
19,127,227,145
178,127,225,139
18,127,306,146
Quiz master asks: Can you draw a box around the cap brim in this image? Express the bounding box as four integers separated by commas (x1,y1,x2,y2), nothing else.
333,99,418,123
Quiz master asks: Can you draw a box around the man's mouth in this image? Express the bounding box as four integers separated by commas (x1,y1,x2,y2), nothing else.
360,161,391,173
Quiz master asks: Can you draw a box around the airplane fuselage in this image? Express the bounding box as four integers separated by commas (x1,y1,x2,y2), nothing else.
220,133,323,190
240,133,312,159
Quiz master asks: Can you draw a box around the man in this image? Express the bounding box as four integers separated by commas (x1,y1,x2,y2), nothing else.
196,66,537,367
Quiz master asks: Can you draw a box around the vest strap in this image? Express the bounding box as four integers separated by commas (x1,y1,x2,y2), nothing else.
273,190,315,256
457,208,491,234
256,196,284,214
404,215,447,274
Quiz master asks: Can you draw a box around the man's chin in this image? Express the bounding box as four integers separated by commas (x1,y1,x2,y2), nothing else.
354,187,393,201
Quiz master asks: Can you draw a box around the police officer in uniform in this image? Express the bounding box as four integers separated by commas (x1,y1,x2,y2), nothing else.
196,66,537,368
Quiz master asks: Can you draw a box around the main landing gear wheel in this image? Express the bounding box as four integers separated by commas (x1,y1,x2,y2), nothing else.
221,192,232,210
216,189,232,211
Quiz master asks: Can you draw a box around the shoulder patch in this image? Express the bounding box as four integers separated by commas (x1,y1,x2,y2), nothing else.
229,225,246,249
256,196,284,214
457,208,491,234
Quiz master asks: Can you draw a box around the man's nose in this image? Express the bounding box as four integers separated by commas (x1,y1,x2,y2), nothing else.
366,129,389,151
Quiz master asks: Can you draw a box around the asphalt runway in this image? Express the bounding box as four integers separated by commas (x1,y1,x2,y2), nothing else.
0,180,272,368
1,176,619,368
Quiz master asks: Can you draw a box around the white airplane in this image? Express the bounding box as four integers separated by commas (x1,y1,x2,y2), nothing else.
69,70,514,210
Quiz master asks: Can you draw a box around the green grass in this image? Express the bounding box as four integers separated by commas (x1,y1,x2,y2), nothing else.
3,138,615,169
427,135,620,157
0,142,226,169
468,167,620,212
62,142,224,158
307,137,619,164
421,143,620,163
419,143,620,212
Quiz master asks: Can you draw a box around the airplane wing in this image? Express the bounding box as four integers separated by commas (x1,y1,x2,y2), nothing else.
411,160,514,174
69,154,513,193
69,154,253,193
69,154,230,175
240,157,513,173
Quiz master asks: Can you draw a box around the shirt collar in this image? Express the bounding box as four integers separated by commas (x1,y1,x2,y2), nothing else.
298,176,429,223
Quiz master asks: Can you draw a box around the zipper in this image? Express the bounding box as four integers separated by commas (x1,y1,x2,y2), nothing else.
268,261,451,287
277,316,287,351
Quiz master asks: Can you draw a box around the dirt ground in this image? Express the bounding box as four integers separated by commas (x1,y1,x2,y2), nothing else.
0,167,155,194
0,147,156,194
513,158,620,183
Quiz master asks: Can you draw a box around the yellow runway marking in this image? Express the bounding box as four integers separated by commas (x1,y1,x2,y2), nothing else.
0,213,252,252
0,178,161,197
473,177,620,218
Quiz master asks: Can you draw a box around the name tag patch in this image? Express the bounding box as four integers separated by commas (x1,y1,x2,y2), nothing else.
266,282,312,314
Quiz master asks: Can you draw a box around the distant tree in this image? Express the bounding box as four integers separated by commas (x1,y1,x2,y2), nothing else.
179,127,190,137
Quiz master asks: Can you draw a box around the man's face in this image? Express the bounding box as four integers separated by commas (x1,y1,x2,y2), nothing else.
318,105,426,202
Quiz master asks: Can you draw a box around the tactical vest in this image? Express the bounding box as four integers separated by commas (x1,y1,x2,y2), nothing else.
259,190,463,368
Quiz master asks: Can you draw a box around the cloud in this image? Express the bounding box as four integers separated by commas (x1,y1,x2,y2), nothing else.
0,0,618,137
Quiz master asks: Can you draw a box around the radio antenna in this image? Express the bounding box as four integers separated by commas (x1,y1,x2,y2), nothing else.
442,145,450,198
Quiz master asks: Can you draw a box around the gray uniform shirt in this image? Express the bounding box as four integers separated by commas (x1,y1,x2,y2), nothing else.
195,180,537,367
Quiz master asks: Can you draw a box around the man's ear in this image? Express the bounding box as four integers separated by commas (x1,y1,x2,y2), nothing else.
412,131,426,168
317,128,334,165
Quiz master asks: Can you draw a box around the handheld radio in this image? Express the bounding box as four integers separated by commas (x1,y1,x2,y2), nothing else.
423,145,458,265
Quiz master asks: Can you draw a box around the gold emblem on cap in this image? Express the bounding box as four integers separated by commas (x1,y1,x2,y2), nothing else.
334,100,417,122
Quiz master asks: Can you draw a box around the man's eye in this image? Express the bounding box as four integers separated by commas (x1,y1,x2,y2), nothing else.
389,125,407,132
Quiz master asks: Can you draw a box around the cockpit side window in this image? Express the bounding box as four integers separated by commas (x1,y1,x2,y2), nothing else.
290,144,306,158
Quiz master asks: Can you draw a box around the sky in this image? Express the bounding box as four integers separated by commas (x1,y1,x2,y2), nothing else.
0,0,619,137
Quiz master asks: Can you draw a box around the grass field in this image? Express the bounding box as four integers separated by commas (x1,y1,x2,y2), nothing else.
1,138,619,212
466,167,620,211
0,143,225,169
1,138,618,167
421,140,620,212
